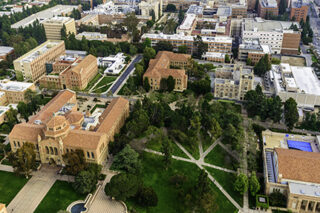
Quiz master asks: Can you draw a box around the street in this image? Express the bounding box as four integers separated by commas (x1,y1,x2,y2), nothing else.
108,54,143,94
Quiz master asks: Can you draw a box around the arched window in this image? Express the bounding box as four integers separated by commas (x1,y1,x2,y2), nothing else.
54,147,58,155
91,152,95,159
50,147,53,154
13,141,16,147
45,146,49,154
66,148,69,153
17,141,20,147
87,152,90,158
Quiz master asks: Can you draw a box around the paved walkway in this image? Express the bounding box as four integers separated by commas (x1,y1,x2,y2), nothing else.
0,164,13,172
87,173,126,213
199,138,220,161
7,167,57,213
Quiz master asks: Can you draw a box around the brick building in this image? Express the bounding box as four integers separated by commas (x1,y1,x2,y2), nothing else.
290,0,309,22
258,0,279,18
9,90,130,165
143,51,190,91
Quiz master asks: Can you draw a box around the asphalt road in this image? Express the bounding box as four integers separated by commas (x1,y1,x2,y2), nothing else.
109,54,143,94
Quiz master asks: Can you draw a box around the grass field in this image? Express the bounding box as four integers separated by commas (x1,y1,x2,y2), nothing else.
0,171,29,205
206,167,243,207
126,152,237,213
34,180,86,213
146,138,188,158
84,73,102,91
92,76,117,90
204,144,235,170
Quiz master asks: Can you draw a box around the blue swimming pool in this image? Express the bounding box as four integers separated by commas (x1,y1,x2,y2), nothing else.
287,140,313,152
70,203,86,213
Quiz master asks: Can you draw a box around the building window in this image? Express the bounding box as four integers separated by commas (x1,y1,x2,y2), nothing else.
46,146,49,154
14,141,16,147
18,141,20,147
91,152,95,159
54,147,58,155
87,151,90,158
50,147,53,155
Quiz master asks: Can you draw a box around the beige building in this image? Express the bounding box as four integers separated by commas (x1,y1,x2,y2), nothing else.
43,17,76,40
0,204,7,213
238,39,272,64
39,54,98,91
13,40,66,82
0,80,35,104
9,90,130,165
262,130,320,213
139,0,163,20
214,64,254,100
143,51,190,91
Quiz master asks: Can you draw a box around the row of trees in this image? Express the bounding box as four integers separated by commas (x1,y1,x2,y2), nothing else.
244,85,299,129
300,17,313,45
234,172,260,197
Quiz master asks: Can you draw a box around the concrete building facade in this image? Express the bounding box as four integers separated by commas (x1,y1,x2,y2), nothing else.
0,80,35,104
13,40,66,82
214,64,254,100
238,39,272,64
43,17,76,40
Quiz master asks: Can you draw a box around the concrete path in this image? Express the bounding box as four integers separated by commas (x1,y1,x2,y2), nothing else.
0,164,13,172
87,173,126,213
89,73,103,93
199,137,220,161
7,167,57,213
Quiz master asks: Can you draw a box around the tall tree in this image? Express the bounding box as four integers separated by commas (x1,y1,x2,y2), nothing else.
62,150,86,176
167,76,175,92
193,35,208,59
112,144,141,174
73,170,97,194
124,12,139,33
8,143,36,178
234,173,249,195
105,173,141,201
284,98,299,130
161,137,172,169
249,171,260,196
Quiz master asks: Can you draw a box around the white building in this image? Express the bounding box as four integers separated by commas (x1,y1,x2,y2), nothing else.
242,18,299,54
139,0,163,20
177,14,197,35
84,1,135,15
97,53,126,75
11,5,79,29
76,32,108,41
269,63,320,107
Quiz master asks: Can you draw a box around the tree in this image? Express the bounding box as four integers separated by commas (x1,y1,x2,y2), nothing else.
161,137,172,169
112,144,141,174
279,0,287,15
254,54,271,76
143,47,156,64
5,106,19,129
17,102,30,122
61,24,67,40
269,189,287,207
62,150,86,176
193,35,208,59
178,45,188,54
284,98,299,130
8,143,36,178
225,54,230,63
166,4,176,12
135,186,158,207
167,76,175,92
73,170,97,194
209,118,222,139
249,171,260,196
143,38,152,48
124,12,139,33
234,173,248,195
143,77,150,92
155,41,173,52
105,173,141,201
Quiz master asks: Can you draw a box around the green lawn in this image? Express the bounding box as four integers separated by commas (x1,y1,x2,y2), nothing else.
92,84,112,94
206,167,243,207
204,144,235,170
126,152,236,213
183,143,200,160
0,171,29,205
84,73,102,91
200,129,215,152
95,76,117,88
34,180,86,213
1,158,12,166
146,138,188,158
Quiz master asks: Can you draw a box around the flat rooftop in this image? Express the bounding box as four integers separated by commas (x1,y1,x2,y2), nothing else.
289,182,320,197
142,33,232,43
260,0,278,8
216,7,232,17
0,80,33,92
15,40,63,63
179,13,196,30
43,16,73,24
243,18,299,32
11,5,78,29
186,4,203,14
0,46,14,56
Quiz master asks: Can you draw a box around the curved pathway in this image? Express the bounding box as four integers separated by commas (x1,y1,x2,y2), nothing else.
86,173,126,213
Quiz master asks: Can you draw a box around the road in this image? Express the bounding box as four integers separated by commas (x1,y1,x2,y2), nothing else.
108,54,143,94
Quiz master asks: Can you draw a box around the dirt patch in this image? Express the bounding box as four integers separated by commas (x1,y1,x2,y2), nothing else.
281,56,305,66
